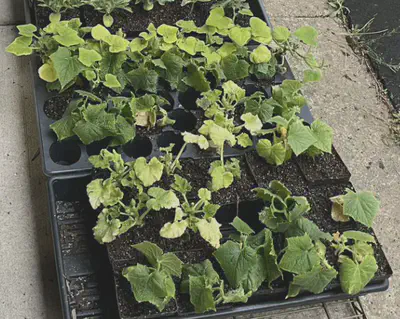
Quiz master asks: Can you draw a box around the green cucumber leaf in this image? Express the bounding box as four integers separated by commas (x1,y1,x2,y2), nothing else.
157,24,179,43
73,103,117,145
6,36,33,56
172,174,192,195
183,132,209,150
221,54,250,81
343,190,380,227
123,264,175,312
159,253,183,277
133,241,163,267
244,99,276,123
293,26,318,47
256,139,287,166
343,231,375,243
53,25,84,47
183,63,210,92
126,66,158,93
286,217,332,241
17,24,37,37
50,47,85,89
210,165,234,191
263,229,283,286
310,120,333,153
231,217,254,235
339,255,378,295
160,220,188,238
189,275,216,313
287,120,317,156
272,26,291,42
288,265,337,298
104,73,121,88
279,234,320,274
206,7,234,30
38,63,58,82
214,240,265,292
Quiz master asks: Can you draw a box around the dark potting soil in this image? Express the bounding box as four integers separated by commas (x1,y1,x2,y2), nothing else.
295,148,351,186
307,183,355,234
114,272,178,319
43,94,73,120
81,2,214,37
114,249,210,318
106,211,214,266
35,7,81,29
179,156,258,204
245,150,311,197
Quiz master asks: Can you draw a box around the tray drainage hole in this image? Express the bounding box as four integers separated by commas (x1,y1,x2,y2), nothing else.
123,136,153,158
158,90,175,111
169,109,197,132
244,84,266,97
50,140,81,165
178,88,201,110
43,95,72,120
86,138,111,156
157,131,184,155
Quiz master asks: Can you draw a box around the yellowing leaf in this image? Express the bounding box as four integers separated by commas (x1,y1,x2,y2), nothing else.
78,48,102,67
91,24,111,41
229,26,251,46
196,218,222,248
6,36,33,56
104,73,121,88
134,157,164,187
250,45,272,64
157,24,179,44
160,220,188,238
38,63,58,82
250,17,272,44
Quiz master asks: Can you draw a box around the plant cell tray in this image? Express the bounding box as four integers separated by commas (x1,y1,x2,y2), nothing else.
24,0,310,177
47,163,392,319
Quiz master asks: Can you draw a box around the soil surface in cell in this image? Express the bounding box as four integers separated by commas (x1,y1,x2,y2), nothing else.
296,148,351,185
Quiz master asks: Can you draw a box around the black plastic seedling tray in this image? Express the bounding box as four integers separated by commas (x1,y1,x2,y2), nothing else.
47,165,392,319
24,0,311,177
30,0,272,37
26,0,392,317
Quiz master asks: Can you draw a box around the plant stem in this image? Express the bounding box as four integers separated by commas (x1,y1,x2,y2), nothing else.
139,208,152,223
170,142,188,173
220,145,225,167
118,200,127,208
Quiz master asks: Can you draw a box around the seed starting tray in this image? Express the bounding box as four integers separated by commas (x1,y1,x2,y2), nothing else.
22,0,392,318
24,0,311,177
47,161,392,319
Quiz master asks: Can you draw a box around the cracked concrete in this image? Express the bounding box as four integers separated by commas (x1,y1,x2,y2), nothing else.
0,0,398,318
